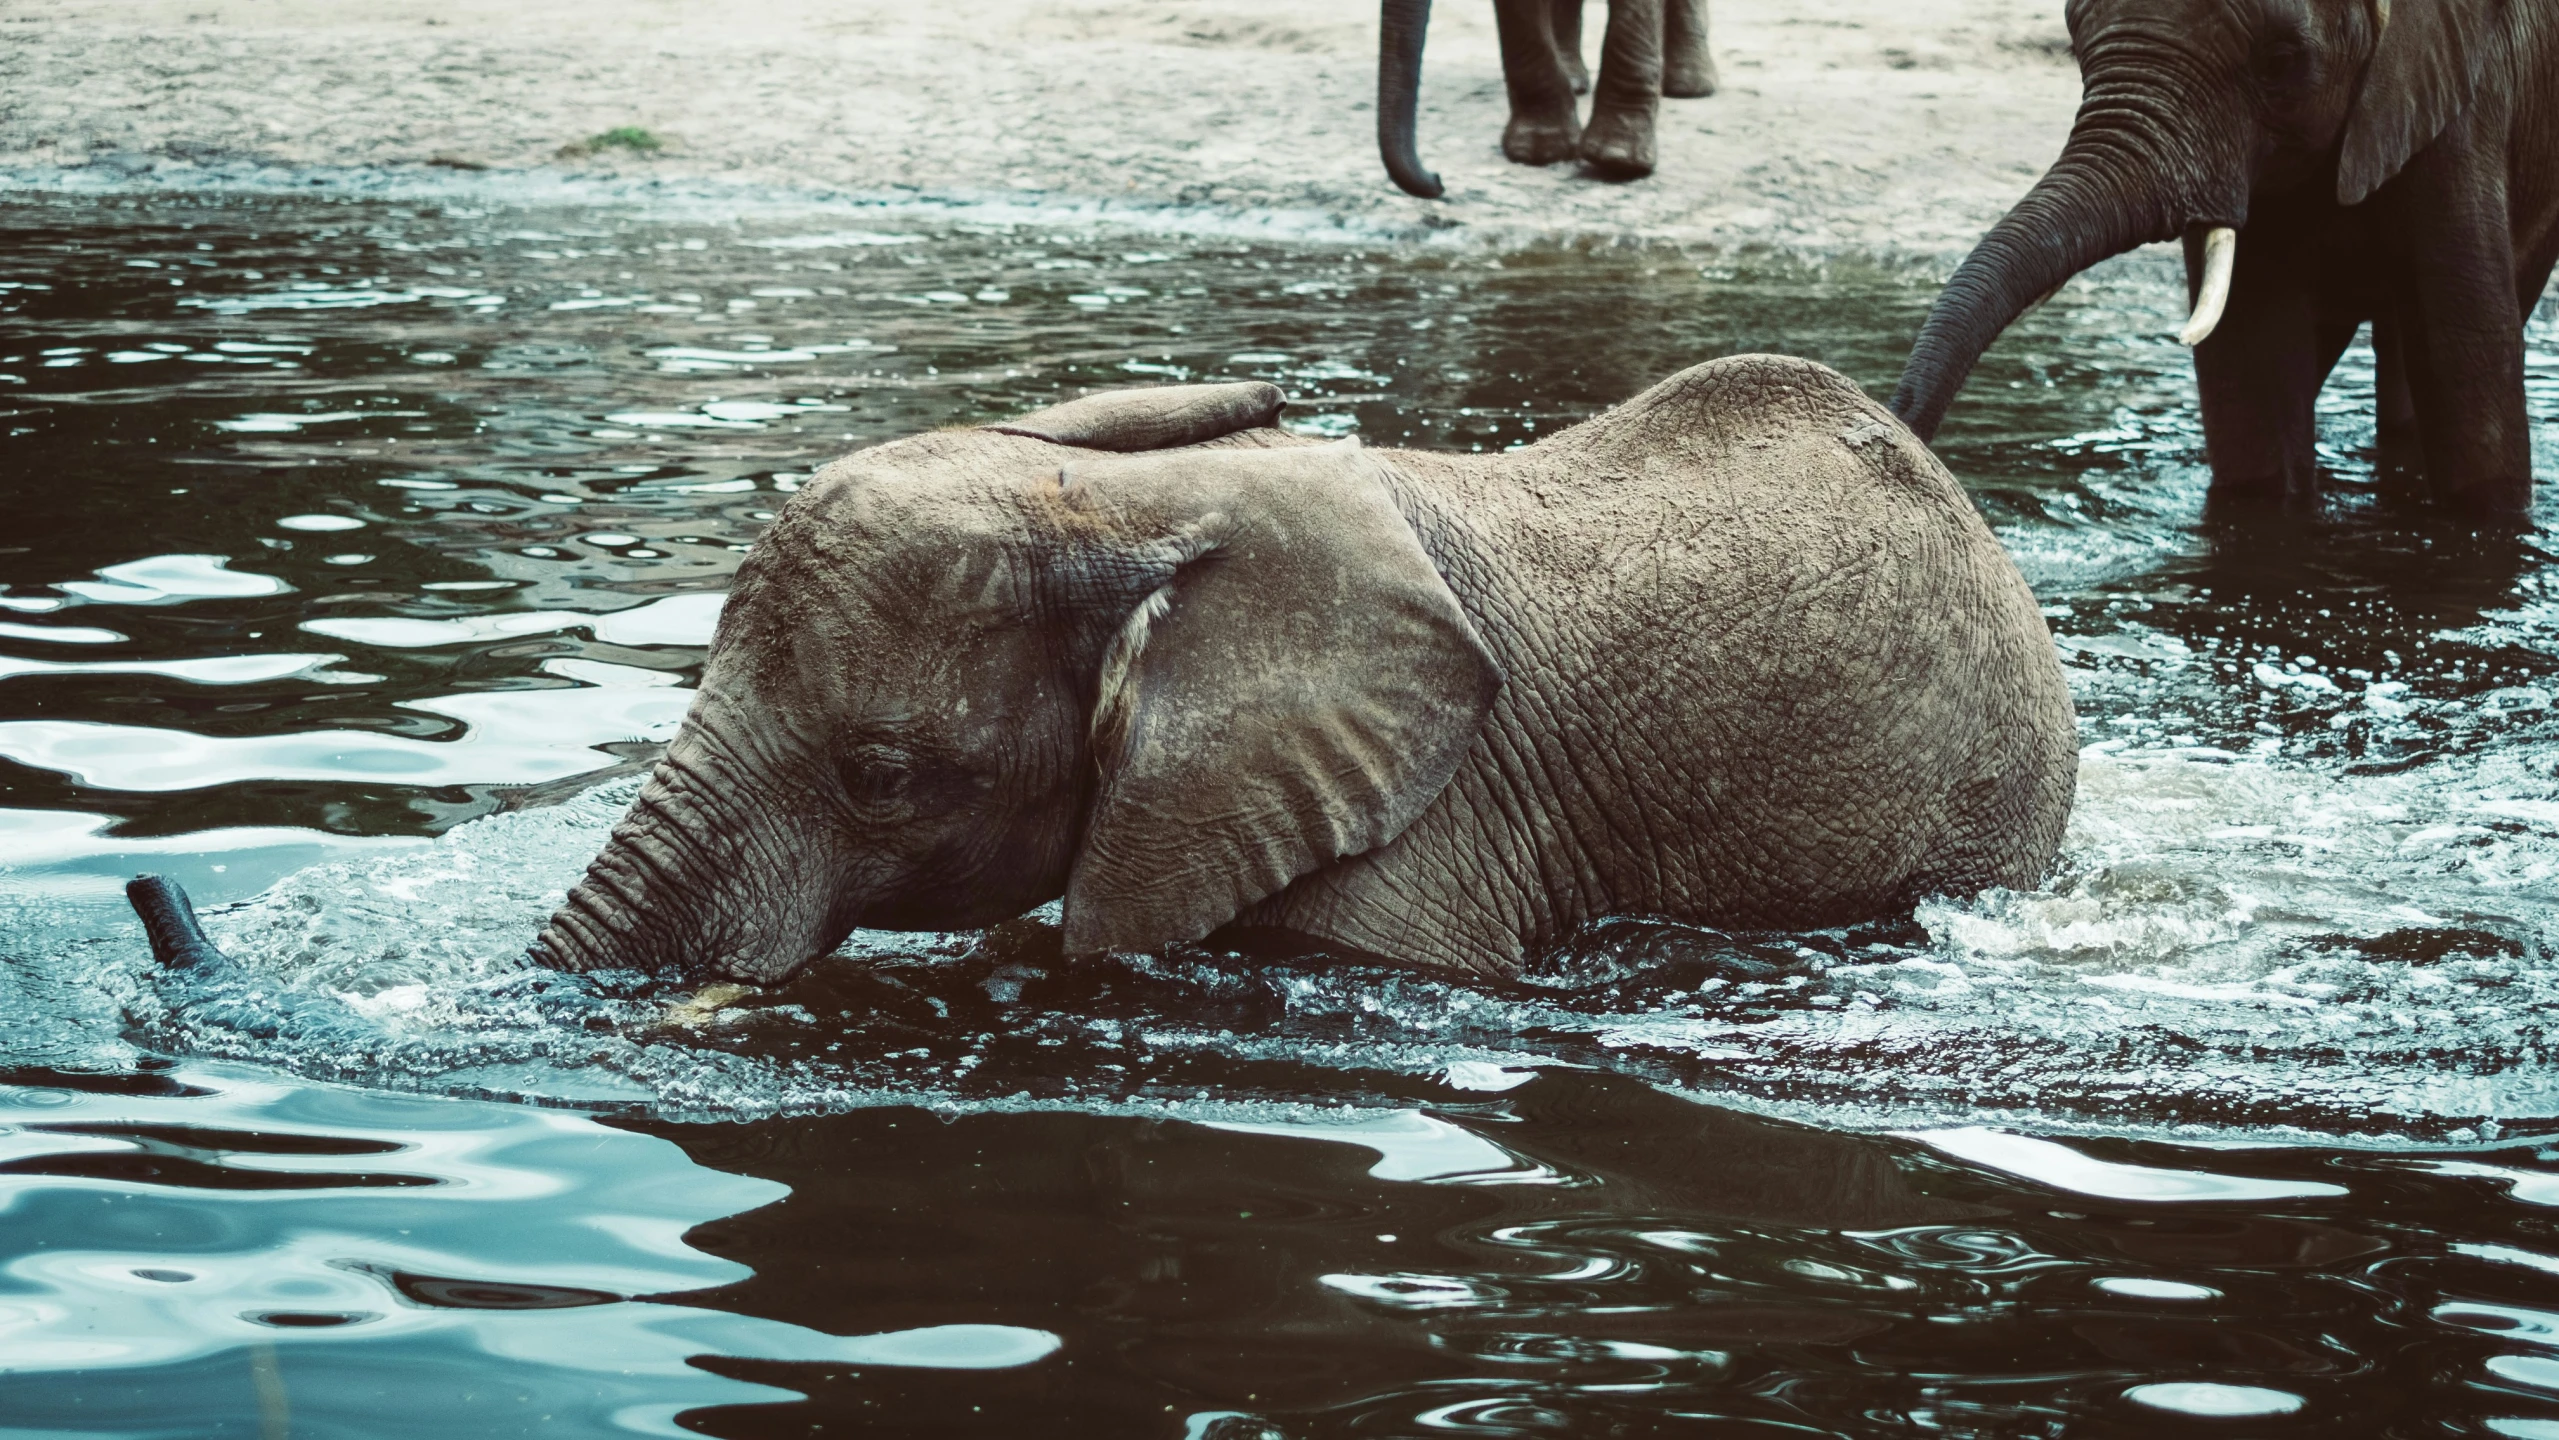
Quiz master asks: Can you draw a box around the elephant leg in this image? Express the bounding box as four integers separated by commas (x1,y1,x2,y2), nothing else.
2191,224,2331,511
1550,0,1589,94
1580,0,1664,180
1663,0,1716,98
2393,139,2532,518
1494,0,1582,166
2371,306,2425,481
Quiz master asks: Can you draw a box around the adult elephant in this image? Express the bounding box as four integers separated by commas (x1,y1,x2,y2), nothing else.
1380,0,1717,196
504,363,2075,986
1890,0,2559,517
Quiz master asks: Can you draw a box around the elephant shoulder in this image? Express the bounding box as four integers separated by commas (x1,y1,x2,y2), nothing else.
1559,354,1975,518
1617,353,1875,428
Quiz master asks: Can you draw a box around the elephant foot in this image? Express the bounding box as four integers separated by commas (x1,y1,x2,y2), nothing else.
1564,55,1592,94
1664,52,1719,98
2200,467,2323,519
1504,109,1583,167
1578,107,1656,180
2436,474,2534,522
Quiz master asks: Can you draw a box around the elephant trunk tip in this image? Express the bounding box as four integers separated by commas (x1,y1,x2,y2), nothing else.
1888,367,1962,444
528,888,651,976
1386,155,1446,202
1377,0,1442,200
1887,389,1942,444
527,916,601,974
126,873,230,971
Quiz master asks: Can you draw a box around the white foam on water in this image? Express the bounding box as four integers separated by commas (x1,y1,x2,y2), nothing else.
2416,1162,2559,1208
1443,1061,1540,1093
1536,721,2559,1136
0,685,685,792
199,775,647,998
2124,1383,2304,1417
1318,1273,1498,1309
2093,1277,2221,1301
0,621,123,645
2455,1243,2559,1279
740,231,928,250
1202,1111,1553,1185
303,592,724,650
64,668,2558,1138
1902,1128,2345,1202
0,808,421,906
825,1324,1061,1370
57,554,289,605
0,652,340,686
180,284,494,314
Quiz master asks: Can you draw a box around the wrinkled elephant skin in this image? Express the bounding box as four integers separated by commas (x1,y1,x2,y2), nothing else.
533,363,2078,986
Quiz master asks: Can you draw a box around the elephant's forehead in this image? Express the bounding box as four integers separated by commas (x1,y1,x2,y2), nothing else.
714,553,1034,703
796,435,1060,533
728,465,1043,653
777,455,1038,557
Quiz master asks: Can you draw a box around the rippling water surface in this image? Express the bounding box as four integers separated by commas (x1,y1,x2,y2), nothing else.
4,189,2559,1436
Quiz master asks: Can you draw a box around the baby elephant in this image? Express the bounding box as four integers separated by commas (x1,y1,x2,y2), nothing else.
532,356,2077,984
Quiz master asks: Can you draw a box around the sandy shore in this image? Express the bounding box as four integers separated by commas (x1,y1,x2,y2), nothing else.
0,0,2080,255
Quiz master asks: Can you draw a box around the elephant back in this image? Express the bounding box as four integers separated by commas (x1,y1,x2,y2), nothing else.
1542,353,1973,519
1406,352,2077,942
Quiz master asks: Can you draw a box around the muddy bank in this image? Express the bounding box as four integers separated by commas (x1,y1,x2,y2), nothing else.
0,0,2081,255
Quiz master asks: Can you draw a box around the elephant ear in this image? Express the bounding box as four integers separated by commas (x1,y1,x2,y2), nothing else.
1053,443,1501,956
987,382,1284,452
2337,0,2501,206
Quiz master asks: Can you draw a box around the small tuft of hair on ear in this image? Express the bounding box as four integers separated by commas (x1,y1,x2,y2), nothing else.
988,382,1285,452
1091,586,1174,757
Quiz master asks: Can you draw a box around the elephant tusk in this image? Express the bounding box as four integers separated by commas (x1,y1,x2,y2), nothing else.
2180,227,2237,347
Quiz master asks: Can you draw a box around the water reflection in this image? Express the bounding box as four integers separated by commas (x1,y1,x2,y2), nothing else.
2,1007,2556,1435
0,1064,1069,1437
622,1066,2559,1436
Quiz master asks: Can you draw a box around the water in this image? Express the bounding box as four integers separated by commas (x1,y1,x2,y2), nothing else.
3,187,2558,1435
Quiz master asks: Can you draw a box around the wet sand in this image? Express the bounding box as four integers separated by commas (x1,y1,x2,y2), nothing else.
0,0,2080,255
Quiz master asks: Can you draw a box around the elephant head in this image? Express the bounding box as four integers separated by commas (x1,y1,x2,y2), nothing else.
1890,0,2503,440
530,384,1501,984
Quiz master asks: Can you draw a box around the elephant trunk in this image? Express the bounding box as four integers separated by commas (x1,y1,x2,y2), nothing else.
1378,0,1443,199
1890,62,2250,441
127,873,230,970
531,726,844,983
530,764,728,976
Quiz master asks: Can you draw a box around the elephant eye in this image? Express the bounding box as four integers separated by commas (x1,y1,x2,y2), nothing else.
841,745,917,809
2251,32,2312,91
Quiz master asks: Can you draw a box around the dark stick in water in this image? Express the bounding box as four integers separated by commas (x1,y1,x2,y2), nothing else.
127,873,230,970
